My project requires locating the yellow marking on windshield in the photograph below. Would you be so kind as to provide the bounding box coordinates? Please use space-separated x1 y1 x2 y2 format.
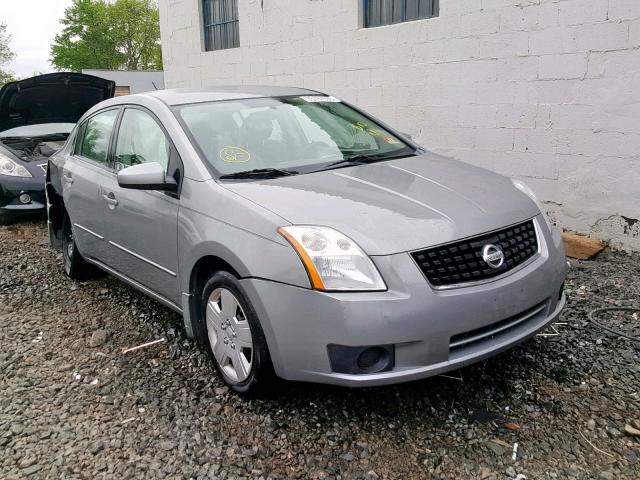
220 146 251 163
351 121 383 137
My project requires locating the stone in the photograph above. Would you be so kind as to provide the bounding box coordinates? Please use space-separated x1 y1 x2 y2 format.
89 329 108 347
10 423 23 435
607 427 622 438
89 441 104 454
479 466 493 479
22 465 42 475
159 440 176 451
624 424 640 437
486 439 510 456
599 471 615 480
19 457 37 468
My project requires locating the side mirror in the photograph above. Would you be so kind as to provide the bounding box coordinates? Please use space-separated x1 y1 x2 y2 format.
117 162 177 192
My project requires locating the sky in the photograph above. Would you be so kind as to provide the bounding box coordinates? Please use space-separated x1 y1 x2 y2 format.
2 0 73 78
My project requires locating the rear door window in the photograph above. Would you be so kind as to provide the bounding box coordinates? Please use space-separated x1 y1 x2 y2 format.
77 109 118 165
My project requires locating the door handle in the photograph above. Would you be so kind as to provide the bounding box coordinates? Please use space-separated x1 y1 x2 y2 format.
63 173 73 185
102 193 118 207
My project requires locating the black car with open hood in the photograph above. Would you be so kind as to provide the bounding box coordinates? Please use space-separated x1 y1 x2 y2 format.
0 72 115 225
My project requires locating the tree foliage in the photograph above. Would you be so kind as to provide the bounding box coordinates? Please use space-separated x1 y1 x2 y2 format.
50 0 162 72
0 22 16 86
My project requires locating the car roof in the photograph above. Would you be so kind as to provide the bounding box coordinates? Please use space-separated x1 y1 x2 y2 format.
79 85 330 122
137 85 324 106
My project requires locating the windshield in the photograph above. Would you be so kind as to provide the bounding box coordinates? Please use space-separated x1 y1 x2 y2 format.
0 123 75 138
175 96 415 177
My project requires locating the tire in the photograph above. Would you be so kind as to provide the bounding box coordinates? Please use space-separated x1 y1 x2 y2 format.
0 212 12 226
61 213 95 280
199 271 275 396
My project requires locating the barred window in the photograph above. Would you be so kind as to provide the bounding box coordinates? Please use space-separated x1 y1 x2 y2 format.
202 0 240 51
364 0 439 28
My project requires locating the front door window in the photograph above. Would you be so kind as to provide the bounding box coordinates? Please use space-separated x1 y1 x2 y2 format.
114 108 170 172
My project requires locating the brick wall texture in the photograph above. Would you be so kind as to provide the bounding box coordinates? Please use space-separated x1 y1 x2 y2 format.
159 0 640 250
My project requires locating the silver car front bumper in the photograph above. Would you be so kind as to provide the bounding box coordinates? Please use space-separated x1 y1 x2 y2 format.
240 217 568 387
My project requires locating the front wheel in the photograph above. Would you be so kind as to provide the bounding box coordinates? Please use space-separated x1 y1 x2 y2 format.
61 213 95 280
199 271 274 396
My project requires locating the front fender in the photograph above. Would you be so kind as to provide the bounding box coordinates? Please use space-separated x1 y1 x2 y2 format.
177 212 311 338
178 216 312 294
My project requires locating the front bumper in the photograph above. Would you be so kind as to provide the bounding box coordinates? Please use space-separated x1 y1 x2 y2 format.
240 216 568 387
0 175 47 217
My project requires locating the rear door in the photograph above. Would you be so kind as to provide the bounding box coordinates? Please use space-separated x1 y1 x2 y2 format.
62 108 119 261
99 106 181 303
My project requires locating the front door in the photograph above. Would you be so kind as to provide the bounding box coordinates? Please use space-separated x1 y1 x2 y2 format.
63 108 119 262
100 107 180 303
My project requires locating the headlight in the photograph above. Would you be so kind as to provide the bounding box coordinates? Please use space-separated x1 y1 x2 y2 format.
511 178 552 229
278 226 386 291
0 153 32 177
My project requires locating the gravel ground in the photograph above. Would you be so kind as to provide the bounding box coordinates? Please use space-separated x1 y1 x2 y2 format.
1 220 639 480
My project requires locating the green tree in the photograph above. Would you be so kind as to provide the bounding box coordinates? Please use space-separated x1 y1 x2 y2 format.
111 0 162 70
50 0 121 71
0 22 16 86
50 0 162 72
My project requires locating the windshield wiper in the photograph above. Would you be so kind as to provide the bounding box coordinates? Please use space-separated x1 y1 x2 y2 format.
324 151 418 169
323 157 368 168
219 168 299 180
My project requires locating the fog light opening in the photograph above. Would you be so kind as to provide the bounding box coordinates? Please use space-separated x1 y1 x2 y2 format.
19 193 31 204
357 347 391 374
327 344 394 374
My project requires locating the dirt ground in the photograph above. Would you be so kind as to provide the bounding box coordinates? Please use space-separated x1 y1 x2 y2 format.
1 220 639 479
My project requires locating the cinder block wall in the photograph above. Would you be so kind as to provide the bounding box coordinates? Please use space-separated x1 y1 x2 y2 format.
159 0 640 251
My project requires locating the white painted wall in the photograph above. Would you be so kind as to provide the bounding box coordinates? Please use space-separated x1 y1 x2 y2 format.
159 0 640 250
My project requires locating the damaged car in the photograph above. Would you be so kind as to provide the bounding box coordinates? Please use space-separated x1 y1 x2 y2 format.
48 86 568 395
0 72 114 225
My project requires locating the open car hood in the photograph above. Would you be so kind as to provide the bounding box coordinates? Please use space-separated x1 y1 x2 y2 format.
0 72 115 133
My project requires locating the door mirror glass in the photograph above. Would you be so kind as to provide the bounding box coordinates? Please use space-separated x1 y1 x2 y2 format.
117 162 177 192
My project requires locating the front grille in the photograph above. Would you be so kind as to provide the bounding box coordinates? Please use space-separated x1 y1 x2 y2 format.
449 300 549 357
411 219 538 288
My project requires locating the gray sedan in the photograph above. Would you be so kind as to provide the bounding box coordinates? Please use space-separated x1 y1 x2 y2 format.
47 86 568 395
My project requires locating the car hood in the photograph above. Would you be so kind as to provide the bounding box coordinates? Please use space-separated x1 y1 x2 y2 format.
0 73 115 132
223 153 541 255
